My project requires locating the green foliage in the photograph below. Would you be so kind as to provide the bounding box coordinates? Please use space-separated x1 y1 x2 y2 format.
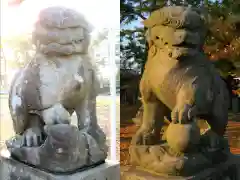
120 28 146 72
121 0 240 75
213 59 236 77
204 1 240 64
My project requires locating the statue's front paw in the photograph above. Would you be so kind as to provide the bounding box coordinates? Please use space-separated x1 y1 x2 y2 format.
171 104 193 124
42 103 71 125
23 127 44 147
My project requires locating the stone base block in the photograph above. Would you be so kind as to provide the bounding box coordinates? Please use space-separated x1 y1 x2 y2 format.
0 156 120 180
121 155 240 180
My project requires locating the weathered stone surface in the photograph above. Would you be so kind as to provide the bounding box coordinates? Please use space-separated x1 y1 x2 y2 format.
7 6 107 174
8 6 99 147
130 5 231 176
39 42 86 55
0 156 120 180
129 141 231 176
143 6 206 30
32 6 92 55
165 122 201 152
121 155 240 180
37 6 93 31
6 124 107 173
34 23 85 44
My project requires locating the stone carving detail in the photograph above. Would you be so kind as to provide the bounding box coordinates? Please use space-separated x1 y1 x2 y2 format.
10 173 31 180
5 6 107 173
130 6 230 176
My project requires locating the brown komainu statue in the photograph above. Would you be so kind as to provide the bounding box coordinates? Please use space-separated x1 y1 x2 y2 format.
130 6 230 176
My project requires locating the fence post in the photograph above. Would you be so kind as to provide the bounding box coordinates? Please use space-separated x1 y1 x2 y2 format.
108 28 117 161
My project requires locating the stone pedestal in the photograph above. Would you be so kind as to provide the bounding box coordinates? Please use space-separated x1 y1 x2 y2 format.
121 155 240 180
0 156 120 180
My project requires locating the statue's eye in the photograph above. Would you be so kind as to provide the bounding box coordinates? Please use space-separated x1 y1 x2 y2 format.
156 36 160 39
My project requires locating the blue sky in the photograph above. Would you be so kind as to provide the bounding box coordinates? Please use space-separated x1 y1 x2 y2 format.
123 20 142 29
121 17 143 30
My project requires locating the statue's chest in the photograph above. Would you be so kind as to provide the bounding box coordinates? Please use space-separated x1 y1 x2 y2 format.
147 61 194 107
39 60 81 88
147 61 181 89
38 58 86 107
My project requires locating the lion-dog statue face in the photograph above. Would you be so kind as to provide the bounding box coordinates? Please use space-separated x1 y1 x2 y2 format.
144 6 207 60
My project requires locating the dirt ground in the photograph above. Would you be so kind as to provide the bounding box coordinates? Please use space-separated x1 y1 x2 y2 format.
120 104 240 165
0 95 120 161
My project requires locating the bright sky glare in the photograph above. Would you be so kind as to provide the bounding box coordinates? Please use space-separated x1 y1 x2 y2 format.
1 0 120 38
1 0 120 85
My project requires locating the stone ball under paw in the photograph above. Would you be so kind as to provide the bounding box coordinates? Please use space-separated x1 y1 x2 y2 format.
166 122 201 153
42 103 71 125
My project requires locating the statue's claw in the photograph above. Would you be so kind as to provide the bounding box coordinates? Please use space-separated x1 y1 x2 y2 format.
23 127 43 147
171 104 193 124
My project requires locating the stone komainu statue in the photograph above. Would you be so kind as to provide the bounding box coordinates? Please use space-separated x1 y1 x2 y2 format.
134 6 229 145
129 6 230 176
6 7 107 173
8 6 105 148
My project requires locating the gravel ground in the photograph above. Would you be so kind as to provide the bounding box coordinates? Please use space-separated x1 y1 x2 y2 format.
0 95 120 161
